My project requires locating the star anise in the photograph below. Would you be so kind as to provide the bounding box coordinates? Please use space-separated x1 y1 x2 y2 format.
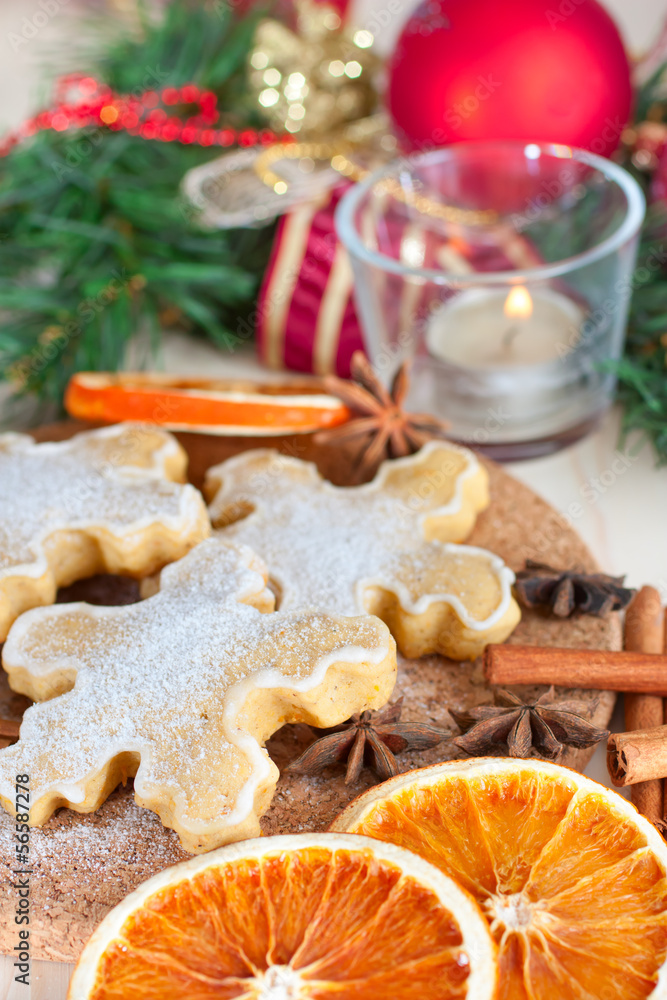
515 560 635 618
450 688 609 761
315 351 450 482
286 698 450 784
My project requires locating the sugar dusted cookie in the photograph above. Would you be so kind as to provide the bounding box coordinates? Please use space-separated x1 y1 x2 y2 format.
0 538 396 853
0 424 210 640
206 442 520 660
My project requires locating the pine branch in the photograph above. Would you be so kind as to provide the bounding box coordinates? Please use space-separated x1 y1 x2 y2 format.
612 204 667 461
0 1 275 417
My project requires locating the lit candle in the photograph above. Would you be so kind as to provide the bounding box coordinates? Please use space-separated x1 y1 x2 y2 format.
426 286 583 368
418 285 591 451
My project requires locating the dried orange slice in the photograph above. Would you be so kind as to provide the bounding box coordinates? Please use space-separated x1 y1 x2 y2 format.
65 372 350 436
332 758 667 1000
67 833 497 1000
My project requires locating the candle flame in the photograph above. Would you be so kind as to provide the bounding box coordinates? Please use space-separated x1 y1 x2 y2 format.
504 286 533 320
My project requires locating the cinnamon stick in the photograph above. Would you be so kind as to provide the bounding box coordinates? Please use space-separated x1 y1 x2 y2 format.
484 645 667 694
607 725 667 786
623 587 665 824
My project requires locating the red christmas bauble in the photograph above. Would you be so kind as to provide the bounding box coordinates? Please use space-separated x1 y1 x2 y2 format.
388 0 632 156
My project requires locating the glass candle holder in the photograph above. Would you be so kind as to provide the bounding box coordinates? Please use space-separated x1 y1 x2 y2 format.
336 142 646 460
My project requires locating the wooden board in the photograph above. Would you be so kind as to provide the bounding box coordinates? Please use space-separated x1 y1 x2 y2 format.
0 422 621 961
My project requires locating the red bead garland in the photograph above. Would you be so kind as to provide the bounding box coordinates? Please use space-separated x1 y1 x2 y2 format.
0 74 285 156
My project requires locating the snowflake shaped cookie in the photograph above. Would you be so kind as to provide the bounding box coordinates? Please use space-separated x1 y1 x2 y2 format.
0 424 210 640
0 539 396 852
206 442 521 660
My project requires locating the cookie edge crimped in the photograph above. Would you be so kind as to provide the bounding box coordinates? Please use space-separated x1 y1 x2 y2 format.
0 424 211 639
204 447 322 517
203 443 518 659
205 440 488 544
138 625 396 853
0 619 396 854
0 539 397 855
367 439 490 542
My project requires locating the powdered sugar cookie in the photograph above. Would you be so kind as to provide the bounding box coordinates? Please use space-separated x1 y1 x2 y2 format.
0 424 210 640
0 538 396 853
205 442 520 660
